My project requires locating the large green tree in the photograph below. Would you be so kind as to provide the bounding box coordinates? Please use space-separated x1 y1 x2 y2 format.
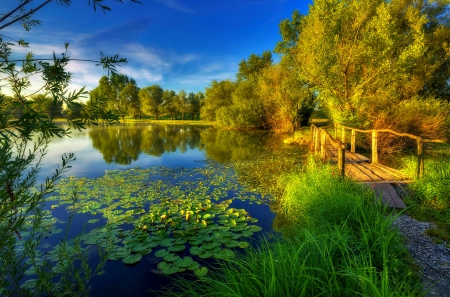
295 0 450 133
162 89 177 120
139 84 164 120
201 80 236 121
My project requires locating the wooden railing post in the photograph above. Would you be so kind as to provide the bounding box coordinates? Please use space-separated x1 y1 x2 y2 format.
351 129 356 153
337 141 345 176
310 125 315 151
341 127 346 143
320 130 326 159
314 127 320 154
417 138 424 179
371 130 378 164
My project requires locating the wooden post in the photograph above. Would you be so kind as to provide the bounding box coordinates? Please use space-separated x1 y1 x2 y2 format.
314 128 320 154
417 138 424 179
371 130 378 164
351 129 356 153
337 142 345 176
341 127 346 143
310 125 315 151
320 130 326 159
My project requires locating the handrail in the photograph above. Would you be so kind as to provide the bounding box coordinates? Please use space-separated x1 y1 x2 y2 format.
310 124 346 176
333 123 446 178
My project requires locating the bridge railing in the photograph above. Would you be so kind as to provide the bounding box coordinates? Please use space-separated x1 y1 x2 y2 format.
310 124 346 176
333 124 446 179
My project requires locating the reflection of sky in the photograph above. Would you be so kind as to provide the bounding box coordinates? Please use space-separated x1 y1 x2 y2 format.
37 131 206 184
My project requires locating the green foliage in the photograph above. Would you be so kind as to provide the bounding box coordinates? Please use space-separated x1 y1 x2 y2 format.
139 84 164 120
163 157 421 297
401 156 450 208
295 0 450 129
201 80 235 121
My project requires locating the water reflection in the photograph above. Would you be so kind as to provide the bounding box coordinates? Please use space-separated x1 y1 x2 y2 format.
88 124 209 164
87 124 275 165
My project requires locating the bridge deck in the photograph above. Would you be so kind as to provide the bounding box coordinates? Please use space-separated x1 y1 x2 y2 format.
326 146 409 208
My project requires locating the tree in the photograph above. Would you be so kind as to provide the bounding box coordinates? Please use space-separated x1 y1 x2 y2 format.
119 79 140 119
191 91 205 120
294 0 450 133
201 80 235 121
139 84 164 120
175 90 189 120
0 1 140 296
162 89 177 120
236 51 273 82
30 93 63 118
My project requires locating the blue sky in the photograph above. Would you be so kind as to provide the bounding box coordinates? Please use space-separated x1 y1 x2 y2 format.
2 0 312 99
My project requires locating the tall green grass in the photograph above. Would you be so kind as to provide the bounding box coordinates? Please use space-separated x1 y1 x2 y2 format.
401 156 450 208
161 157 421 297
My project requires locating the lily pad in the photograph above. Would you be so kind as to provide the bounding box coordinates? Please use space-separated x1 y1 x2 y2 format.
155 249 170 258
168 244 185 252
160 238 175 247
198 251 213 259
187 261 200 271
122 254 142 265
174 256 194 268
163 253 180 262
194 266 208 277
189 246 203 256
161 264 178 275
213 249 235 260
248 225 262 232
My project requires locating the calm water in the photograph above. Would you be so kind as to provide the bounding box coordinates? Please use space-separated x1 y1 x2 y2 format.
33 123 304 296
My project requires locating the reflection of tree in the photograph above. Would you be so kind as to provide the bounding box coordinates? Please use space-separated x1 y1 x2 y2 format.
201 129 270 163
89 124 209 164
89 126 142 164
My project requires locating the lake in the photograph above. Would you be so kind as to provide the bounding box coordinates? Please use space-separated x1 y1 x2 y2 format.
29 123 305 296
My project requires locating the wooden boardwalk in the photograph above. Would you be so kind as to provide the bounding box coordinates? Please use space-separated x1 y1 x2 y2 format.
311 124 445 209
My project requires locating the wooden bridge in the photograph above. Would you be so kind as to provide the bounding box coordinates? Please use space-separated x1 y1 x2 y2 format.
310 124 445 208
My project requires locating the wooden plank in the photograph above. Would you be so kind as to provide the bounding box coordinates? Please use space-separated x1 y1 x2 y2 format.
372 183 406 209
372 163 409 180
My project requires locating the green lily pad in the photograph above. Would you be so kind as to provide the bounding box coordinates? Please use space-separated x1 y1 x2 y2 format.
157 261 170 270
155 249 170 258
188 239 203 245
241 231 254 237
202 242 216 250
122 254 142 265
248 225 262 232
239 241 250 248
161 264 178 275
194 266 208 277
213 249 235 260
187 261 200 271
225 240 240 248
163 253 180 262
174 256 194 268
189 246 203 256
198 251 213 259
160 238 175 247
168 244 185 252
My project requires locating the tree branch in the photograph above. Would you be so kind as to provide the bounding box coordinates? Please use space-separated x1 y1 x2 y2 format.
0 0 52 31
0 0 32 24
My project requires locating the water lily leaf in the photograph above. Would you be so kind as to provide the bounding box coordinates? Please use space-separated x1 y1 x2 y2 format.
155 249 170 258
157 261 170 270
203 213 215 220
225 240 240 248
210 246 222 253
239 241 250 248
248 225 262 232
213 249 235 260
198 251 212 259
201 242 215 250
187 261 200 271
130 244 148 253
174 256 194 268
163 253 180 262
122 254 142 264
189 246 203 256
241 231 253 237
188 239 203 245
162 264 178 275
160 238 175 247
250 218 258 223
174 238 187 245
88 219 99 224
168 244 185 252
194 266 208 277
